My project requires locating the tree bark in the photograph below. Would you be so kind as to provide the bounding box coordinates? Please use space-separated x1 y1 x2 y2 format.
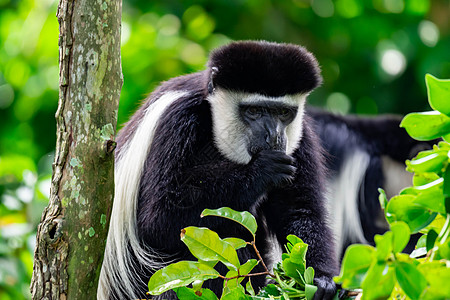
31 0 122 299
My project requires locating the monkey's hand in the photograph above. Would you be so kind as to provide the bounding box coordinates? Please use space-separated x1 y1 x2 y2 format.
313 276 337 300
250 150 296 188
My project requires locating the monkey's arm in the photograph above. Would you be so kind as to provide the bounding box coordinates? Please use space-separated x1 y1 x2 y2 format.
263 124 338 300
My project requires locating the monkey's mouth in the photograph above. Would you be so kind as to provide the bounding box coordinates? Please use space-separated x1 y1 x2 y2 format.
249 145 285 155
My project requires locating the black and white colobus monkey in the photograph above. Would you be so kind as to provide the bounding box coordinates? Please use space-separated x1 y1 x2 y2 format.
308 108 435 257
98 41 338 299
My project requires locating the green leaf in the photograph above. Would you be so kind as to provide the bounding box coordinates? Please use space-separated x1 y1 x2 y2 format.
413 172 441 186
199 259 219 269
399 186 420 196
148 261 220 295
395 261 427 300
240 259 259 276
282 257 305 282
201 208 257 237
412 177 443 193
280 238 309 286
258 284 281 297
378 188 388 210
176 287 219 300
391 221 410 253
438 238 450 259
406 152 448 173
223 272 239 290
305 283 318 300
290 242 308 265
181 227 240 270
334 244 375 289
418 261 450 299
304 267 315 285
374 232 393 261
417 234 427 249
400 111 450 141
296 269 307 287
223 238 247 250
192 280 204 292
426 229 438 252
395 252 415 263
386 194 437 233
443 166 450 197
444 133 450 143
286 235 304 248
438 141 450 150
223 259 258 289
413 190 447 214
439 141 450 149
361 262 395 300
408 177 447 214
245 279 255 296
221 285 249 300
426 74 450 116
285 234 305 253
421 213 447 235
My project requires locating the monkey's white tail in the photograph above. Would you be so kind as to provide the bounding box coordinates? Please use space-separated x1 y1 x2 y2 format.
327 150 370 258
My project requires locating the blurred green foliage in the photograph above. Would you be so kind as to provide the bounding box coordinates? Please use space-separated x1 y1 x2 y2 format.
0 0 449 298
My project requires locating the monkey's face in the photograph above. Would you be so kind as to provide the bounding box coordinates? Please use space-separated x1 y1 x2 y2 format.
239 102 298 155
207 89 307 165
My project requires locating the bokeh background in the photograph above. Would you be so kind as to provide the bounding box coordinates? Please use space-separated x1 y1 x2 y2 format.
0 0 449 298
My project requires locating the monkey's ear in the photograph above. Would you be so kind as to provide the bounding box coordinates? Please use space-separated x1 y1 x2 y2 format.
208 66 219 94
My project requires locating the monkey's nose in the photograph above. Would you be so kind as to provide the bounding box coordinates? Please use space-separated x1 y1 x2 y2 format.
265 133 279 148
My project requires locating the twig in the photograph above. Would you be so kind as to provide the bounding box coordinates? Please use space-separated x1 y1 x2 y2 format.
249 241 275 278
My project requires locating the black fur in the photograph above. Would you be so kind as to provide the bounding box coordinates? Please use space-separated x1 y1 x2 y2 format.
209 41 323 97
113 41 338 299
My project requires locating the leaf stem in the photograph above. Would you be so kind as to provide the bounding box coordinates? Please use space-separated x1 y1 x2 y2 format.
250 241 275 278
225 271 272 281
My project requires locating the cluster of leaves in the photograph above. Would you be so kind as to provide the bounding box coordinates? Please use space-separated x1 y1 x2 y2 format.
258 235 318 300
335 74 450 299
148 207 319 300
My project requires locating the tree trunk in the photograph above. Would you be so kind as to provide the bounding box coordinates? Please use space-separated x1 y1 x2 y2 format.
31 0 122 298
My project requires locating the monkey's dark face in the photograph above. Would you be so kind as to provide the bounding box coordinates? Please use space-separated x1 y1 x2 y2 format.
239 102 298 155
207 89 307 164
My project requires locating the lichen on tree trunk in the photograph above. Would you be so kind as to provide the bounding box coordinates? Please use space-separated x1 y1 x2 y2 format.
31 0 122 299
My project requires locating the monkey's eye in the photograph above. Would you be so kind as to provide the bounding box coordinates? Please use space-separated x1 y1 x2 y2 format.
278 107 295 122
245 106 262 119
279 108 290 116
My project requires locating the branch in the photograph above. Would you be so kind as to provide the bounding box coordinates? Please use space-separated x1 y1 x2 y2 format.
249 241 275 278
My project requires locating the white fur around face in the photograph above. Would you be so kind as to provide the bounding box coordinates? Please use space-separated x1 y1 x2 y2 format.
207 88 307 164
98 91 187 300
